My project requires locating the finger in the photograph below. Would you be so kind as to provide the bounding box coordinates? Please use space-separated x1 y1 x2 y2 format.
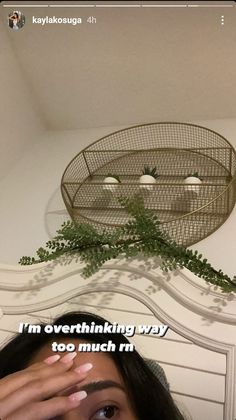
4 392 87 420
0 363 92 418
0 352 77 399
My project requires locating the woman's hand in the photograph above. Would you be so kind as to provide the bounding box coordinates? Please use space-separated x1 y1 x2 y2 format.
0 352 92 420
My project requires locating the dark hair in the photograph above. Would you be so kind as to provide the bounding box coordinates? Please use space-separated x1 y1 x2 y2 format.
0 312 184 420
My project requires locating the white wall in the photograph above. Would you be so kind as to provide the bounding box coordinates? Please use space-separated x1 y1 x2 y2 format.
0 119 235 280
0 125 124 265
0 18 44 181
3 6 236 130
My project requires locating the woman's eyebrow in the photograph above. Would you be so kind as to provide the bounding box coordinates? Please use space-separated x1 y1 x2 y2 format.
78 380 125 395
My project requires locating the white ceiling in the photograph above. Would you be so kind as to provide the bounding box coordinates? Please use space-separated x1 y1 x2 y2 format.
3 3 236 129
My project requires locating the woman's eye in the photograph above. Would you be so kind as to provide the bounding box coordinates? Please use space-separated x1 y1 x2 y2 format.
91 405 119 419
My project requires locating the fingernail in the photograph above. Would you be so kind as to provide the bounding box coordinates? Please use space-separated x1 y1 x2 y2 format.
69 390 87 402
74 363 93 374
60 352 77 364
44 354 61 365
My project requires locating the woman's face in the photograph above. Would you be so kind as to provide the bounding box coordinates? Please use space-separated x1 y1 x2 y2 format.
30 339 138 420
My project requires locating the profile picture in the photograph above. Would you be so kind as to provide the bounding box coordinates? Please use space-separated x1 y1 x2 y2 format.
8 10 25 31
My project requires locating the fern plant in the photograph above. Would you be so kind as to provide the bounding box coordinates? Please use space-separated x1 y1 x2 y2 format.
19 195 236 293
